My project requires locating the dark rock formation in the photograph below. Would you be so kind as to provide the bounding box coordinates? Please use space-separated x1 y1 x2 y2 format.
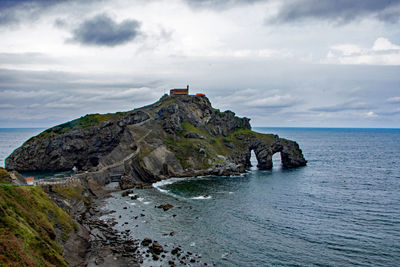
141 238 152 246
5 110 149 172
5 94 306 187
157 204 174 211
184 132 201 139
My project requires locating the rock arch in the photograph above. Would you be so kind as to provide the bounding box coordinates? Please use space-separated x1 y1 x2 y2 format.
248 137 307 170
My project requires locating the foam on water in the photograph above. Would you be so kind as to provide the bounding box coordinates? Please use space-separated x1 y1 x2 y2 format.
191 195 212 200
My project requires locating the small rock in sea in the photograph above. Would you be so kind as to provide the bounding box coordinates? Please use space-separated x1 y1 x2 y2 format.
122 190 133 197
152 254 159 261
157 204 174 211
119 215 121 218
169 231 175 236
190 258 196 263
168 260 175 266
124 246 137 253
172 214 177 217
123 207 127 209
140 213 145 217
141 238 152 246
151 241 164 254
161 254 166 258
171 247 181 255
131 194 139 200
95 257 104 265
187 252 192 255
124 222 128 224
134 216 138 219
145 254 149 257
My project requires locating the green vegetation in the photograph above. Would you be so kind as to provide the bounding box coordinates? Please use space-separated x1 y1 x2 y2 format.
0 184 76 267
0 168 10 184
53 185 90 205
33 112 127 140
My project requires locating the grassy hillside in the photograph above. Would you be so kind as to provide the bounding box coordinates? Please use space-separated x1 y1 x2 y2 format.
0 169 76 267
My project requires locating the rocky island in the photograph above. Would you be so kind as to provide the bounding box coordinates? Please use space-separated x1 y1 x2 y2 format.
6 94 306 188
2 93 307 266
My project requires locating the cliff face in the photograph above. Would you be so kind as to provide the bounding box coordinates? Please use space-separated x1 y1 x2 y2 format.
6 95 306 187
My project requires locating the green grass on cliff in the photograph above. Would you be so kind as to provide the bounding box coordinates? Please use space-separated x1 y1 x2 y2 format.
53 185 90 205
161 122 276 170
0 176 76 267
0 168 11 184
33 112 127 140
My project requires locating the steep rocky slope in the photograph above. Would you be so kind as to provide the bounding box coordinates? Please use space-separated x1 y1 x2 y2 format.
6 95 306 188
0 168 77 267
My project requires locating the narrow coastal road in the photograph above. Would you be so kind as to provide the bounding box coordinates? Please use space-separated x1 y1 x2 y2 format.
98 128 153 172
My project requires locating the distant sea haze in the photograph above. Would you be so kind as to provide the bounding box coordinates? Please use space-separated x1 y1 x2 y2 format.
2 127 400 266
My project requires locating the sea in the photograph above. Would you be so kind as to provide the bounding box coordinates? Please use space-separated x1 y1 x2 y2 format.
1 127 400 266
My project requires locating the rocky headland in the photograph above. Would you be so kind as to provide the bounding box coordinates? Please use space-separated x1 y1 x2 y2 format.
2 94 307 266
6 94 306 189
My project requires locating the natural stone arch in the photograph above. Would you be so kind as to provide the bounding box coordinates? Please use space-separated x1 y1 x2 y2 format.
247 137 306 170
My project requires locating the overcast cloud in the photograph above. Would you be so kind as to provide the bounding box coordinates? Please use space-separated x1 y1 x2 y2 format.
72 14 141 46
270 0 400 24
0 0 399 128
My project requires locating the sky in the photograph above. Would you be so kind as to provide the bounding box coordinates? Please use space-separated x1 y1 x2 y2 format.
0 0 399 128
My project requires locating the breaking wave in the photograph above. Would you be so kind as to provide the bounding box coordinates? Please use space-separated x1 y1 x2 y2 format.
191 195 212 200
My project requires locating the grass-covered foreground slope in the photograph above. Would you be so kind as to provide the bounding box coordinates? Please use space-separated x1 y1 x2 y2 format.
0 169 76 267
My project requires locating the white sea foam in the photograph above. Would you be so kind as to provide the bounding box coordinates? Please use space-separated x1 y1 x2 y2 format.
152 177 188 198
190 242 196 247
152 177 186 188
143 201 151 205
191 195 212 200
137 197 144 202
221 252 231 259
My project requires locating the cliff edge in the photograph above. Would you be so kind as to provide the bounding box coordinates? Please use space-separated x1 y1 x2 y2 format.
5 95 306 188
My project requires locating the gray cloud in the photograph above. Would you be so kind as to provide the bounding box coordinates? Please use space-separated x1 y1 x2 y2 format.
269 0 400 24
183 0 400 24
183 0 264 9
72 14 141 47
0 68 165 127
0 0 68 26
310 101 372 113
387 96 400 103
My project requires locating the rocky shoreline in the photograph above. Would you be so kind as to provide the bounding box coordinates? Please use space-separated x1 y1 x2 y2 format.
51 182 209 267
